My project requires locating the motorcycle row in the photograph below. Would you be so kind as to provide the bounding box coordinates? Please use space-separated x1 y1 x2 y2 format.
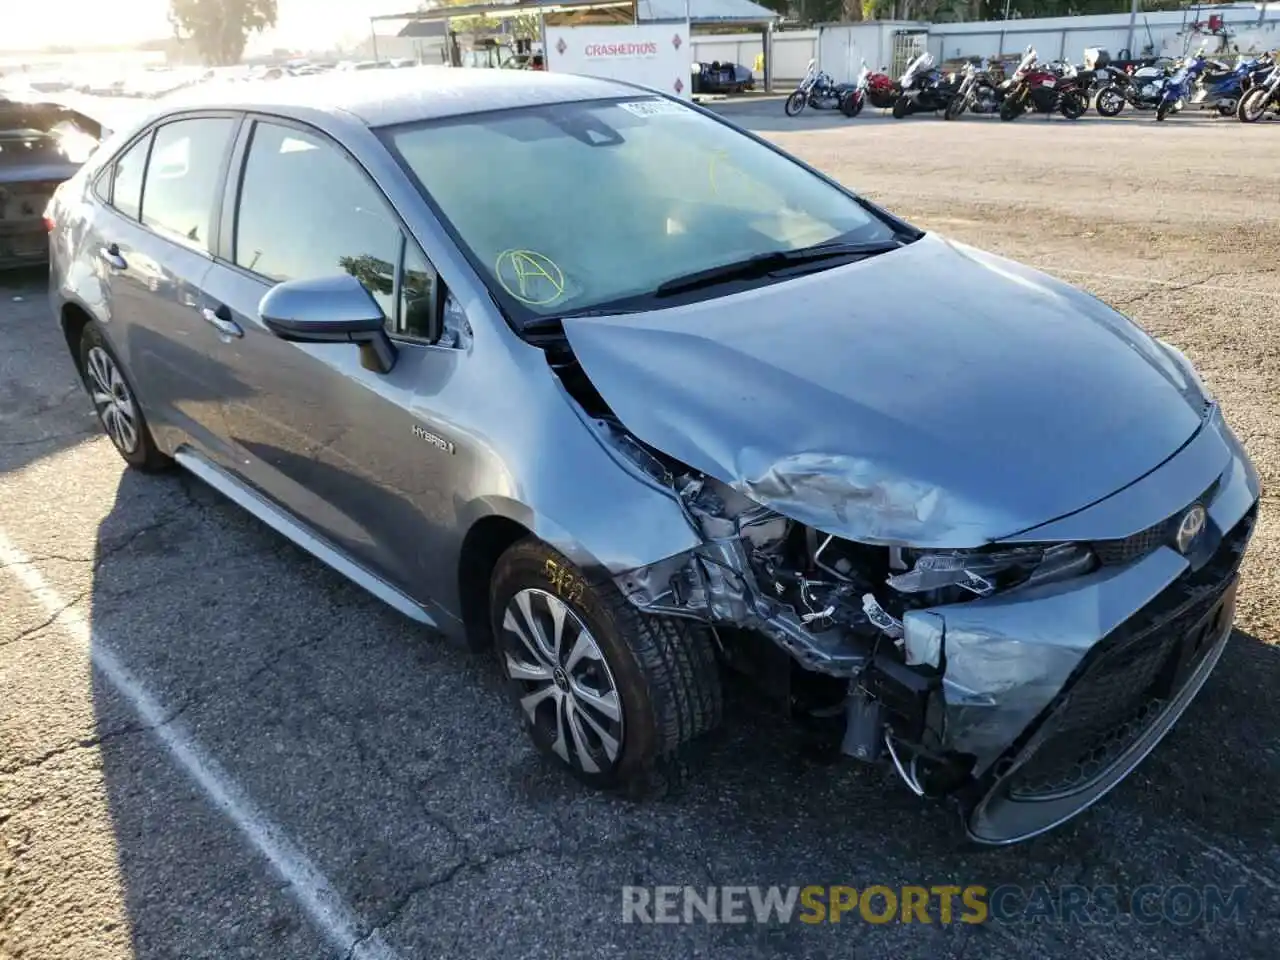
785 45 1280 123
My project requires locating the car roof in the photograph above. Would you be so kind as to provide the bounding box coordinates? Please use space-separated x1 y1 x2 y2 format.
161 67 644 128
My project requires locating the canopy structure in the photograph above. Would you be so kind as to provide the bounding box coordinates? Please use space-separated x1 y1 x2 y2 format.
370 0 781 89
371 0 779 27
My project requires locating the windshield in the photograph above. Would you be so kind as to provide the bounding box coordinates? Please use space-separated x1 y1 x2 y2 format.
900 52 932 84
384 97 902 323
1016 49 1038 74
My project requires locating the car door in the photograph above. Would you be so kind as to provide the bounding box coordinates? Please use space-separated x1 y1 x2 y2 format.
199 116 460 601
89 113 243 462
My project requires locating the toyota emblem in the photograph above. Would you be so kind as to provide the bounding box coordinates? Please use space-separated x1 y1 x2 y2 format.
1175 504 1207 554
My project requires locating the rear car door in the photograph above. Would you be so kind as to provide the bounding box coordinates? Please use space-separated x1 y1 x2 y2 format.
199 117 457 599
88 113 242 461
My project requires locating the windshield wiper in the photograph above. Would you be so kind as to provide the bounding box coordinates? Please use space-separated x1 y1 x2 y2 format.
653 239 902 298
521 308 647 337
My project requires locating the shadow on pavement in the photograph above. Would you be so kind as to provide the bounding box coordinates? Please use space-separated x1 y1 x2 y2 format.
88 463 1280 958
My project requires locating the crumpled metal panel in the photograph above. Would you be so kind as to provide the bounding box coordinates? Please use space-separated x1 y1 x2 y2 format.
562 235 1206 548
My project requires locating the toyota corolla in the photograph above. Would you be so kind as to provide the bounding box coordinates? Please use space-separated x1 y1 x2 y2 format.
47 69 1259 844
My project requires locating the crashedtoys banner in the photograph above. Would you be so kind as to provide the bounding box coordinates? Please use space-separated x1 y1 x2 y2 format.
545 24 693 100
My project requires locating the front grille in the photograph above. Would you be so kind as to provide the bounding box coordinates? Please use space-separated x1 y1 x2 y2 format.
1090 478 1221 566
1006 503 1255 801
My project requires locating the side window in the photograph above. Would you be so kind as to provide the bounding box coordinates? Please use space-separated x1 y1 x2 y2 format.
110 133 152 220
235 121 400 321
398 244 438 342
142 115 235 252
141 117 235 251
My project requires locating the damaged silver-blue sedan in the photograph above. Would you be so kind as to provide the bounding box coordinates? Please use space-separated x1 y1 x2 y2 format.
48 68 1260 844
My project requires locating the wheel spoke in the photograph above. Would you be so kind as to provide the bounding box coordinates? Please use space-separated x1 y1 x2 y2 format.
503 606 549 668
91 390 113 408
519 681 558 723
564 629 598 674
504 652 551 683
570 679 620 723
565 701 599 774
546 594 568 662
573 698 620 760
89 362 111 396
515 590 554 662
550 694 570 762
116 413 137 451
101 405 120 446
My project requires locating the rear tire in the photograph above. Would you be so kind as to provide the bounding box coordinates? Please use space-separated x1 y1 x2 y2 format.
490 539 722 797
1060 92 1086 119
1237 87 1269 122
1095 85 1125 117
77 323 171 472
784 91 807 116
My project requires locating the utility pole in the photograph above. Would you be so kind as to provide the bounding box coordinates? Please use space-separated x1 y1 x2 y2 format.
1126 0 1139 57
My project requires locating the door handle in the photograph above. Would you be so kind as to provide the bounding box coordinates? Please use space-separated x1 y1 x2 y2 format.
98 244 127 270
201 304 243 339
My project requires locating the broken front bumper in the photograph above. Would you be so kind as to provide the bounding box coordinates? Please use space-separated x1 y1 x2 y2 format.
907 409 1259 842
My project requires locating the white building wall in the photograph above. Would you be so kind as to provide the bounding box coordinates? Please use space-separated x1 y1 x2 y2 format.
691 4 1279 86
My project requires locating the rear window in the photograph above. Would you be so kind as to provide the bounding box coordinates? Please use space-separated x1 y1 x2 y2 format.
0 103 102 168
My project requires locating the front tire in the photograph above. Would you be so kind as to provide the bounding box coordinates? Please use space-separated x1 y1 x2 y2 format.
78 323 170 472
1156 98 1173 121
999 97 1022 121
891 95 911 119
1237 87 1270 122
944 94 966 120
784 91 807 116
1095 85 1125 117
840 92 864 117
491 539 722 795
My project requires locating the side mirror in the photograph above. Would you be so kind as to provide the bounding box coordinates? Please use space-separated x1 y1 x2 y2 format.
259 275 397 374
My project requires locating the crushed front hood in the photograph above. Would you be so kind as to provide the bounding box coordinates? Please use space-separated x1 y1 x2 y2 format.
561 234 1206 547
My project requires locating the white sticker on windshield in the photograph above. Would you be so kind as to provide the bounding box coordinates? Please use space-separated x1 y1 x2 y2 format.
618 99 689 118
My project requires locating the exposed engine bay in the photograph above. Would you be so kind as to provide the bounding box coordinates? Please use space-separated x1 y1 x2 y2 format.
546 332 1096 781
543 321 1255 833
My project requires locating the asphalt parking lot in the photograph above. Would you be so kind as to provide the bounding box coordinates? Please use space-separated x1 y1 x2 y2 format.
2 101 1278 960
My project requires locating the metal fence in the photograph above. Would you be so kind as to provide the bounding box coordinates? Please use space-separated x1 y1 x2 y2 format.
890 28 929 77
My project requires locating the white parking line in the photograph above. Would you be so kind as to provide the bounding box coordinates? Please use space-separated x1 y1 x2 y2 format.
0 527 401 960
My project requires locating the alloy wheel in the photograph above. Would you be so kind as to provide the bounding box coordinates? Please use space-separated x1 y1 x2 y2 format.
501 588 624 775
85 346 139 455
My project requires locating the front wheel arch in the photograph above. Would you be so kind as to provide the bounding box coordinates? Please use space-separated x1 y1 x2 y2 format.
458 514 535 650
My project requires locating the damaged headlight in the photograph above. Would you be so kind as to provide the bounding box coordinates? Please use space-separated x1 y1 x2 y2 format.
887 543 1095 598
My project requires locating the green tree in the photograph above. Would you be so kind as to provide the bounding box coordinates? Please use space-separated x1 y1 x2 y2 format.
168 0 278 66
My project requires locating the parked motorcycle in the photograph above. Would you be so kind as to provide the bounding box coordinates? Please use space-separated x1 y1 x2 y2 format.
839 60 871 117
1236 53 1276 101
1157 49 1254 120
1094 59 1175 116
1000 47 1088 121
945 59 1003 119
892 52 956 118
1237 58 1280 121
785 59 853 116
866 68 899 109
